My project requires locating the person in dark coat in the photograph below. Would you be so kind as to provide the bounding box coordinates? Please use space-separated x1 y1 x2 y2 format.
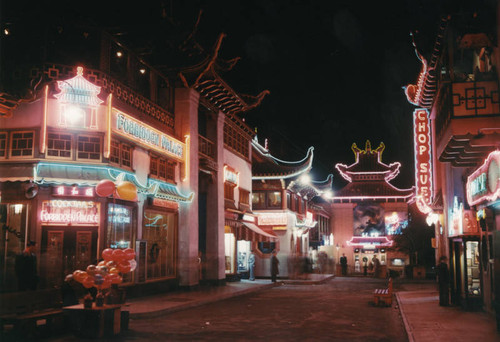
340 253 348 276
436 255 450 306
15 240 38 291
271 251 279 282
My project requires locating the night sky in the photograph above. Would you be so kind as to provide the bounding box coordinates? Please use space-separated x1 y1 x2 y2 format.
3 0 494 191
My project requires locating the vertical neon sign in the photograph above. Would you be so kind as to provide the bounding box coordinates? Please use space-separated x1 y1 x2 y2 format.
414 108 433 213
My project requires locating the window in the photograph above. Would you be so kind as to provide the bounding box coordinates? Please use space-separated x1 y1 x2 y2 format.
107 203 135 283
252 192 266 208
150 154 176 182
47 133 72 158
77 135 101 161
10 131 34 157
257 242 276 255
110 139 132 168
224 182 235 201
223 123 249 159
239 189 250 206
0 132 7 158
267 191 282 208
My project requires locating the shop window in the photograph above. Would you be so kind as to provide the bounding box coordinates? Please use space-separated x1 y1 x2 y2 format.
286 193 291 209
267 191 282 208
252 192 266 209
106 203 135 282
142 210 177 279
77 135 101 161
466 241 481 296
10 131 34 157
0 132 7 158
47 133 72 158
225 230 236 274
150 154 176 183
110 139 132 169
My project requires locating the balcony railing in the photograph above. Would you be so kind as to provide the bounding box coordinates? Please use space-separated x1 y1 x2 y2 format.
199 135 215 160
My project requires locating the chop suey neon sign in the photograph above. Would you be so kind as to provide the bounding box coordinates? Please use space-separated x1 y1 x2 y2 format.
414 109 433 213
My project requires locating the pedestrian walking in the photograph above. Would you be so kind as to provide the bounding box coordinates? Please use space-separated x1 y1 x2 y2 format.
340 253 348 276
372 255 381 278
271 251 279 282
15 240 38 291
248 251 255 281
436 255 450 306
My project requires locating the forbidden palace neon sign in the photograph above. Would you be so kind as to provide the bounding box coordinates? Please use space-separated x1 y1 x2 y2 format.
414 108 433 213
40 200 100 225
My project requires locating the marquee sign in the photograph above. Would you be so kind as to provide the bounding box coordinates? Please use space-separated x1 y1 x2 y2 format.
258 213 288 226
467 151 500 206
41 200 100 225
112 109 185 161
414 108 433 213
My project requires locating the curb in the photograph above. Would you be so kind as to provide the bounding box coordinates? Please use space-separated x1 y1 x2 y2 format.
130 282 277 319
395 292 414 342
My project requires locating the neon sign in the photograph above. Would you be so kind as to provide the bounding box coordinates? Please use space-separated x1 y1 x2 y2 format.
112 109 185 161
41 200 99 225
258 213 288 226
467 151 500 206
414 108 433 213
52 185 94 197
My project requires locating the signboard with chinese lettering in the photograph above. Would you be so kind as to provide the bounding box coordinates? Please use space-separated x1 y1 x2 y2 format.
258 213 288 226
413 108 433 213
467 151 500 206
52 185 94 197
41 200 100 225
224 166 239 186
112 109 185 162
152 198 179 210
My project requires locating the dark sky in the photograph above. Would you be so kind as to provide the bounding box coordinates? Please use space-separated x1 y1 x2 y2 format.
4 0 494 191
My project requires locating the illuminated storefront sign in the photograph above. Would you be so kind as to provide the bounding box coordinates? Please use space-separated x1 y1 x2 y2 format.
152 198 179 210
112 109 185 161
258 213 288 226
467 151 500 206
413 108 433 213
41 200 100 225
52 185 94 197
108 206 131 224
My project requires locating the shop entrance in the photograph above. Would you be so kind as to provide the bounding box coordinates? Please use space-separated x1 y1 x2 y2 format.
41 226 98 287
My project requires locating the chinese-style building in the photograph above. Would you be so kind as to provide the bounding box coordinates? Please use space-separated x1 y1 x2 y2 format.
404 5 499 316
251 138 332 278
331 141 415 276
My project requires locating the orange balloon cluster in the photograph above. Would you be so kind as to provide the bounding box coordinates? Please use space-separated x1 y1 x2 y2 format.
70 248 137 291
95 179 138 201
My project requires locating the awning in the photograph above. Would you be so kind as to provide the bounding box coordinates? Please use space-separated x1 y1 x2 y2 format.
241 222 277 242
0 164 34 182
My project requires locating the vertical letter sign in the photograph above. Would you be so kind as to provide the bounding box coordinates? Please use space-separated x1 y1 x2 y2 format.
414 108 433 213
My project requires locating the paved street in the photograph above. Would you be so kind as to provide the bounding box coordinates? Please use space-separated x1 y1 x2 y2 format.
54 277 407 341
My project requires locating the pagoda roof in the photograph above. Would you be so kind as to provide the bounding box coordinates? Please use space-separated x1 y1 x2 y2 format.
333 180 415 201
252 138 314 180
176 32 269 116
288 174 334 201
335 141 401 182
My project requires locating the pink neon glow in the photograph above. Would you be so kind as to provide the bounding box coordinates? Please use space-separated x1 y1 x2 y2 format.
105 93 112 158
41 85 48 154
404 34 428 106
345 236 393 248
467 151 500 206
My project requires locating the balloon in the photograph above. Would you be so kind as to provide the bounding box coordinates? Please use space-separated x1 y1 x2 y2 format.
86 265 97 277
124 248 136 260
98 260 107 267
109 274 123 285
117 260 131 274
100 278 112 289
82 276 95 289
115 181 137 201
129 259 137 272
94 274 104 285
102 248 114 261
96 179 115 197
73 270 88 283
106 260 117 269
112 248 126 262
109 267 119 275
96 265 108 276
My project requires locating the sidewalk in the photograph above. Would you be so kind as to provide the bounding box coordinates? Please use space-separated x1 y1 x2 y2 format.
395 281 499 342
126 273 334 319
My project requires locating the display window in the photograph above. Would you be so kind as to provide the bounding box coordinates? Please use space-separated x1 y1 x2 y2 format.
142 209 177 280
224 229 236 274
466 241 481 296
106 202 136 282
237 240 251 273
